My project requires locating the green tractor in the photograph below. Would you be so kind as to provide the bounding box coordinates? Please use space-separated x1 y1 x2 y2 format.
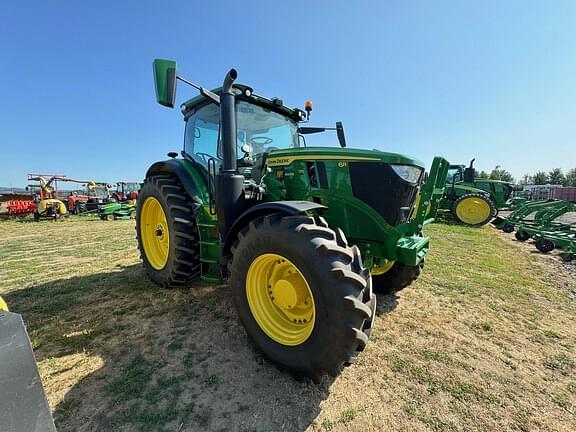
439 159 513 226
136 59 449 380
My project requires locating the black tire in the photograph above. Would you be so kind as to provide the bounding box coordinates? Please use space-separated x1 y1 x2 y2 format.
535 238 555 253
502 223 514 233
515 230 530 242
451 194 496 227
229 214 376 381
372 260 424 294
136 175 201 287
561 253 574 263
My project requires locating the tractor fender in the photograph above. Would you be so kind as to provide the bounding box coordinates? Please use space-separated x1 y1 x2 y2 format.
222 201 326 258
145 159 206 207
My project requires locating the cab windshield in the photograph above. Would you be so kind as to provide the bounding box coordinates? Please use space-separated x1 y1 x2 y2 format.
184 100 299 166
446 167 463 183
235 101 299 157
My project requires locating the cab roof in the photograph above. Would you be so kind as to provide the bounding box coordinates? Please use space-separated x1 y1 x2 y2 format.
180 84 304 123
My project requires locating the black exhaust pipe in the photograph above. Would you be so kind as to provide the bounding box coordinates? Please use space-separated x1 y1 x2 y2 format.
221 69 238 171
215 68 246 238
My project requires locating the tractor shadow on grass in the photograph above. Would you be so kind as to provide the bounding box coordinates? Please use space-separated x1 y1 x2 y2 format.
375 292 399 316
5 265 354 432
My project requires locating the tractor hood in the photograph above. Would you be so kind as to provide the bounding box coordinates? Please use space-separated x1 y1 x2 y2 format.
476 178 514 186
453 184 490 195
266 147 425 169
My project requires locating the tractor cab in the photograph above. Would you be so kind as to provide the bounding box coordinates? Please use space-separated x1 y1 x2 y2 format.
113 182 141 201
181 92 301 186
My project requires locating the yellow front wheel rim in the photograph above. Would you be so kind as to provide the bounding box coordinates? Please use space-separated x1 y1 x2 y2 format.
0 296 8 312
140 197 170 270
456 197 491 225
372 260 395 276
246 253 315 346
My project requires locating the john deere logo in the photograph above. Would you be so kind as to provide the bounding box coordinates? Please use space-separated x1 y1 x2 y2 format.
267 158 291 166
338 161 347 168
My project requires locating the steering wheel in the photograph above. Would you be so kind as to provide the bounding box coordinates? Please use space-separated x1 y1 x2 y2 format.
249 136 273 146
195 152 216 163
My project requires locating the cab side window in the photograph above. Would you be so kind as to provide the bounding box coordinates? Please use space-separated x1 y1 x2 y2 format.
184 103 220 165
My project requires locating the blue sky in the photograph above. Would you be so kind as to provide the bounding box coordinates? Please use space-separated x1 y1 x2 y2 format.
1 1 575 187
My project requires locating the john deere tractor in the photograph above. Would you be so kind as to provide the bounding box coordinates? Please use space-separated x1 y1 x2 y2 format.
137 59 449 380
439 159 513 226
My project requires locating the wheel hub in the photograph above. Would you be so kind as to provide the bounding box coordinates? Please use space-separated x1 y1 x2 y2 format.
155 225 164 239
271 275 307 310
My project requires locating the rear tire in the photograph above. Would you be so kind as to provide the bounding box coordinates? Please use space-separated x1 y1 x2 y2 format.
515 230 530 242
372 260 424 294
229 214 376 381
451 194 496 227
136 175 201 288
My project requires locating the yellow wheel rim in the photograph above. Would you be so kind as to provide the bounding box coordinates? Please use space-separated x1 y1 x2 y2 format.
372 260 395 276
246 253 315 346
0 296 8 312
456 197 491 225
140 197 170 270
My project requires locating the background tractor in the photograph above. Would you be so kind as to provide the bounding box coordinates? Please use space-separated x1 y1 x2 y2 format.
111 181 141 202
66 180 111 214
136 59 448 380
439 159 513 226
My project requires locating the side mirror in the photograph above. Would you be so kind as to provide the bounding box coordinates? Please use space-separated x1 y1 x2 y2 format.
336 121 346 148
153 59 178 108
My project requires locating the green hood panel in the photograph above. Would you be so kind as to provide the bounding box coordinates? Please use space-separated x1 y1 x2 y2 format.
266 147 424 168
453 184 488 195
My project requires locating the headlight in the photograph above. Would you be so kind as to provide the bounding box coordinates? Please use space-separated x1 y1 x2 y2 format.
390 164 423 184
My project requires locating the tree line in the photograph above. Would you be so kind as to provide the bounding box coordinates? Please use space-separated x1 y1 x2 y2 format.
475 166 576 187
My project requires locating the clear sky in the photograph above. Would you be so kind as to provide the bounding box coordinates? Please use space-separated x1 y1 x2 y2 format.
1 1 575 187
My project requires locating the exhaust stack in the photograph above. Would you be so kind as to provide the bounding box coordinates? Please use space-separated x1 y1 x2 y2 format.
215 69 246 238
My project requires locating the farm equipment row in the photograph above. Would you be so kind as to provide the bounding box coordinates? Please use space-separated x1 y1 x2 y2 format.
492 199 576 261
0 175 141 221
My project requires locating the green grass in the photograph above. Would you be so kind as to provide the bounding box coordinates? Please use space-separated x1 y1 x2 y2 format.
1 217 575 431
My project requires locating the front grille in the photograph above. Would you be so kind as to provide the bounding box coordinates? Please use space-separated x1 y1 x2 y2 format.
348 162 419 226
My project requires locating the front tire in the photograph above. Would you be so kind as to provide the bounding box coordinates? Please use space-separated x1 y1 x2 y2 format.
372 260 424 294
229 214 376 381
136 175 201 287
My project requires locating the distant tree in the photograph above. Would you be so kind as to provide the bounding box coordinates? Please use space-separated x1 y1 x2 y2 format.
519 174 531 186
564 168 576 187
548 168 565 185
532 171 549 185
477 170 489 179
489 165 514 183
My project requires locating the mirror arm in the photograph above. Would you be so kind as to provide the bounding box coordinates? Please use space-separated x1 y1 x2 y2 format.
177 76 221 104
298 127 328 135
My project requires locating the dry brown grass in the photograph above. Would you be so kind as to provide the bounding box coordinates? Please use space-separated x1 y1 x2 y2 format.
0 217 574 431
